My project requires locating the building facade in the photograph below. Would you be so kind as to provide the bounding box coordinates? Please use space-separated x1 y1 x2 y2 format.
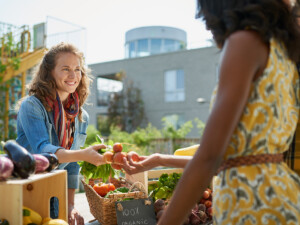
87 45 220 138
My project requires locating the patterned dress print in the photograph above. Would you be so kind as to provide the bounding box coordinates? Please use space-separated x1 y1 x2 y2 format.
212 39 300 224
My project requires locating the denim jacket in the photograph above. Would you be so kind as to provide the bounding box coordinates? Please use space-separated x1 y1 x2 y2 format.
16 95 88 189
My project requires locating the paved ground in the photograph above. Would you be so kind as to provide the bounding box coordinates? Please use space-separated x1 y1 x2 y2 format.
75 192 100 225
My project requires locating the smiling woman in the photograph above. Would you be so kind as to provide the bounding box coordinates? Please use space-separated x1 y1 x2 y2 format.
52 52 82 102
15 43 108 225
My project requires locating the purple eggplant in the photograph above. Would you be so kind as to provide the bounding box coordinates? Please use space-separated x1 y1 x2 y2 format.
0 156 14 180
33 154 50 173
40 153 59 172
4 140 36 179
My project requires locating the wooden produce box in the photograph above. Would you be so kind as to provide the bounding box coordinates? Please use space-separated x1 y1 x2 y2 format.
0 170 67 225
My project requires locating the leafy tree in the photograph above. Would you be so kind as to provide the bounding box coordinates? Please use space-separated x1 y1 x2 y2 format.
107 79 147 133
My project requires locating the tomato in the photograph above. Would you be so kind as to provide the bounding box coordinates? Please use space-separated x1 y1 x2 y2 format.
107 183 116 192
113 143 123 153
127 151 140 162
93 183 109 197
111 163 122 170
103 151 114 163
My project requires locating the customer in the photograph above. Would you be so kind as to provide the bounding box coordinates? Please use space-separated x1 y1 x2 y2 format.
124 0 300 224
16 42 106 225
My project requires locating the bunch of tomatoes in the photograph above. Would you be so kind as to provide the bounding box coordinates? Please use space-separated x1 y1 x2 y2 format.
93 143 139 197
102 143 139 170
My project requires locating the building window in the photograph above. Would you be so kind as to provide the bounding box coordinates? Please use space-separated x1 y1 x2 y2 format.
150 38 162 54
164 39 176 52
164 69 185 102
97 77 123 106
163 114 185 130
129 42 136 58
137 39 149 57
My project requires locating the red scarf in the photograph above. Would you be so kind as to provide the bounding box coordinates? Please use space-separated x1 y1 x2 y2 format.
46 92 79 149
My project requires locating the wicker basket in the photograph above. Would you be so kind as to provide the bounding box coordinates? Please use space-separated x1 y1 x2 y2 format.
81 179 148 225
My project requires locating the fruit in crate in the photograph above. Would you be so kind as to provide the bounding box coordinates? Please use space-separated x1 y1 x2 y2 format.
40 153 59 172
23 206 42 225
0 156 14 180
33 154 49 173
154 188 213 224
3 140 36 179
42 218 68 225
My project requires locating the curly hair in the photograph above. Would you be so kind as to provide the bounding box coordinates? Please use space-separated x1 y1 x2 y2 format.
27 42 91 121
196 0 300 62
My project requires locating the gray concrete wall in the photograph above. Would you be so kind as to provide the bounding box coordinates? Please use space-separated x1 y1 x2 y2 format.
87 47 220 138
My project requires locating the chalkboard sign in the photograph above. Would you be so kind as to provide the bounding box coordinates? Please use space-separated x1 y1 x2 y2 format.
115 198 156 225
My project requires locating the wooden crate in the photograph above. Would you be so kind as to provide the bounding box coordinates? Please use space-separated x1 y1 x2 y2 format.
125 168 184 195
0 170 67 225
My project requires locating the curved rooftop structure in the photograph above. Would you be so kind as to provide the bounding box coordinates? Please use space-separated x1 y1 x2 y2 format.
125 26 187 58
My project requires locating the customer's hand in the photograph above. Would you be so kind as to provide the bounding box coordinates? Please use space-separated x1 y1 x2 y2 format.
122 153 161 174
68 206 84 225
84 144 106 166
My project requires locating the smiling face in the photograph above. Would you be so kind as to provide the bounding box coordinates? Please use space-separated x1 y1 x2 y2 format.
52 52 82 102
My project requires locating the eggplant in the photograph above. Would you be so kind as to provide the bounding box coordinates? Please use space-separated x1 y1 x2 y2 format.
3 140 36 179
0 156 14 180
40 153 59 172
33 154 49 173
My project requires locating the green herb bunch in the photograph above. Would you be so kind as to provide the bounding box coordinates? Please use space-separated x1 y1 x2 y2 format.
78 136 119 183
148 172 182 200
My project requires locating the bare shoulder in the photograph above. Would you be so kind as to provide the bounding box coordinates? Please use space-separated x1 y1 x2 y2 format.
226 30 266 47
223 30 269 72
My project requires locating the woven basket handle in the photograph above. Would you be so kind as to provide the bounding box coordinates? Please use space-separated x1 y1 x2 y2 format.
128 181 147 194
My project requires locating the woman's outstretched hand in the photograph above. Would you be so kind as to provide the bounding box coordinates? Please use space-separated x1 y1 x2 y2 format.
121 153 161 174
84 144 107 166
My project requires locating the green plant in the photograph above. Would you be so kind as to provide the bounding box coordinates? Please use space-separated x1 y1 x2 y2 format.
148 172 182 200
0 31 21 141
161 116 193 139
194 118 206 137
84 125 101 147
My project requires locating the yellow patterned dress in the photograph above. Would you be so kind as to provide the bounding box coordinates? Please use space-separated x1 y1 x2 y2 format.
212 38 300 224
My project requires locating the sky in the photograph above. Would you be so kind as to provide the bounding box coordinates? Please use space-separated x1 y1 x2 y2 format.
0 0 212 64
